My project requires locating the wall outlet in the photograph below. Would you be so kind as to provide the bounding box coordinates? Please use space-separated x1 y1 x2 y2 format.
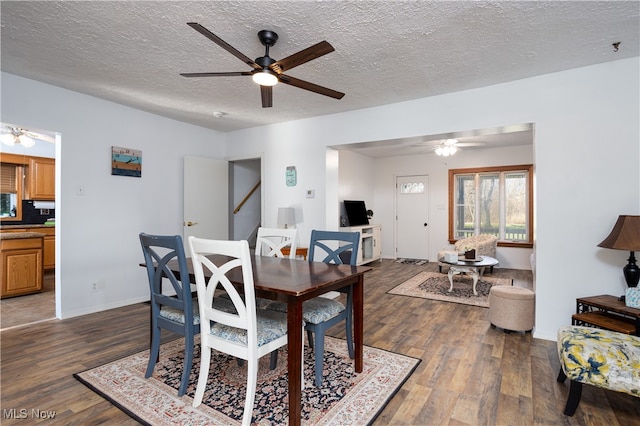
91 282 100 292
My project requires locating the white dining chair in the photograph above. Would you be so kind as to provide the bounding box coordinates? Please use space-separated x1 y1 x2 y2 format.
188 237 289 426
255 227 298 258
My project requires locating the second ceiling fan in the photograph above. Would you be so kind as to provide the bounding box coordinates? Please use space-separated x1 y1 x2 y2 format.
180 23 345 108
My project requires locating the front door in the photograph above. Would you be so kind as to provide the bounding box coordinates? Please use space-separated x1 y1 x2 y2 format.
183 156 228 253
395 175 430 260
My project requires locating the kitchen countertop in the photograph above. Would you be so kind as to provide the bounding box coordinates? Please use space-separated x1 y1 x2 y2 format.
0 224 55 230
0 232 46 240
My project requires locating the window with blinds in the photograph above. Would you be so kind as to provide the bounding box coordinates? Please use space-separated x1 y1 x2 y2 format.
1 163 22 219
1 164 18 193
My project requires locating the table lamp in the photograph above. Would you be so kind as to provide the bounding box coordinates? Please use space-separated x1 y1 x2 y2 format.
277 207 295 229
597 215 640 306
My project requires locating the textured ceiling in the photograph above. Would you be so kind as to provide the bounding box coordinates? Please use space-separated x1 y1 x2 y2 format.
1 1 638 143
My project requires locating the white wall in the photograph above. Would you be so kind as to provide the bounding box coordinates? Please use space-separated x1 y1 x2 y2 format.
337 150 375 227
1 72 225 318
226 57 640 340
3 57 638 340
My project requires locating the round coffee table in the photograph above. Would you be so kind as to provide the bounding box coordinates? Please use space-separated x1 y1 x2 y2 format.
438 255 499 295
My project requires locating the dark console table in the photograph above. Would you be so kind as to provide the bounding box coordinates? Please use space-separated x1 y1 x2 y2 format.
572 295 640 336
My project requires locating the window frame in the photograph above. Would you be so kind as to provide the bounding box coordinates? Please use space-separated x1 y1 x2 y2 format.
448 164 533 248
0 153 28 222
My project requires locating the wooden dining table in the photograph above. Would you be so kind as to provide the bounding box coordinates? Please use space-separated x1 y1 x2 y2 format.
166 254 372 426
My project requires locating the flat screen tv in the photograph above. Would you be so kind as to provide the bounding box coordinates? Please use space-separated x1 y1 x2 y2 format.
344 200 369 226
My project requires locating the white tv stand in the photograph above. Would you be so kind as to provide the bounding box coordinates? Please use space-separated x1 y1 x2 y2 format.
340 224 382 265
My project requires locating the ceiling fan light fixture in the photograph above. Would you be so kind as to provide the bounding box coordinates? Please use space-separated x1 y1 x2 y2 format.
18 134 35 147
434 139 460 156
252 69 278 86
435 143 458 156
1 134 16 146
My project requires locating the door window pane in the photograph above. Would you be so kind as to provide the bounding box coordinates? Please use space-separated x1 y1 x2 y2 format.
400 182 424 194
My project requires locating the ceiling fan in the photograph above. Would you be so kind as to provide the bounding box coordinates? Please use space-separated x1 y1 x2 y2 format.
418 139 487 156
0 125 55 148
180 23 345 108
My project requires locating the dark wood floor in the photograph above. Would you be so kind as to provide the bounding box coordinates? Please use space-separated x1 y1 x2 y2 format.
1 260 638 425
1 271 55 330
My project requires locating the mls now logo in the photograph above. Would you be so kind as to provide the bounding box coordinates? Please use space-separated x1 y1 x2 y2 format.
3 409 28 419
3 409 56 419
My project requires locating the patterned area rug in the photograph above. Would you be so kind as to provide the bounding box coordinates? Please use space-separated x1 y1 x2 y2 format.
394 258 429 265
74 336 419 425
387 271 512 307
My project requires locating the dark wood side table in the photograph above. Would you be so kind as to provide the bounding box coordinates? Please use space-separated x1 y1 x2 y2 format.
572 294 640 336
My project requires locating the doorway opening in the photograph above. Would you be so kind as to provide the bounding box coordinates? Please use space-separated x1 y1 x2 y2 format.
230 158 262 248
0 122 59 330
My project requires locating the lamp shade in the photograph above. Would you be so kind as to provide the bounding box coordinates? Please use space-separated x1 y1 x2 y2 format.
277 207 295 228
597 215 640 251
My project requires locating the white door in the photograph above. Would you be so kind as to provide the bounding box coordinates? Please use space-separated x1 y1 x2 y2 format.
183 156 228 252
395 175 430 260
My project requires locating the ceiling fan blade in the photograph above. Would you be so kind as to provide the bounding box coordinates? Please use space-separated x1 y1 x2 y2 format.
187 23 261 70
25 132 55 143
455 142 487 147
180 72 252 77
260 86 273 108
270 41 334 73
278 74 345 99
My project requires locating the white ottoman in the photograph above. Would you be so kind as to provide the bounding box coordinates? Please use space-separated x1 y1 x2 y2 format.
489 286 535 332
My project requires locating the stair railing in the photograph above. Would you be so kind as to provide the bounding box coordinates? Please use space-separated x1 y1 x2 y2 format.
233 181 261 214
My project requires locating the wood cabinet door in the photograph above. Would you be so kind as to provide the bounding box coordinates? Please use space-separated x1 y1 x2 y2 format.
43 235 55 270
28 158 55 200
1 242 43 298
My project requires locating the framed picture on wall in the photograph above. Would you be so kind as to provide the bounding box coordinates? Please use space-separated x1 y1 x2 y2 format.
111 146 142 177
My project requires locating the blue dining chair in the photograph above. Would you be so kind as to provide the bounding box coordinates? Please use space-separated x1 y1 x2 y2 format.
265 230 359 386
304 230 359 386
139 233 201 396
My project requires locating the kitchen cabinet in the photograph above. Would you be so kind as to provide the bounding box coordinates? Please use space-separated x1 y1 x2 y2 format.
1 233 44 298
27 157 55 200
40 227 56 270
0 226 55 270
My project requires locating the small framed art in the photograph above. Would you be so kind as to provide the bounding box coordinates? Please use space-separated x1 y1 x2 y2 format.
286 166 297 187
111 146 142 177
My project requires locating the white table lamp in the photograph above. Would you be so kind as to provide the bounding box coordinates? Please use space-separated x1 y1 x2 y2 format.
278 207 295 229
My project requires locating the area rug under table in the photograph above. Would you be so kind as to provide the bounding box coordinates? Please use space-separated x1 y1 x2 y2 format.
387 271 512 307
74 335 419 425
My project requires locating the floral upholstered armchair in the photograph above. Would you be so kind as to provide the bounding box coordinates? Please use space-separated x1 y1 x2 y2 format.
438 234 498 272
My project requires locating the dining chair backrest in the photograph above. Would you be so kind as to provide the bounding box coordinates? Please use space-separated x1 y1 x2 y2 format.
139 232 198 396
139 233 195 324
308 230 360 266
255 227 298 258
188 237 258 353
